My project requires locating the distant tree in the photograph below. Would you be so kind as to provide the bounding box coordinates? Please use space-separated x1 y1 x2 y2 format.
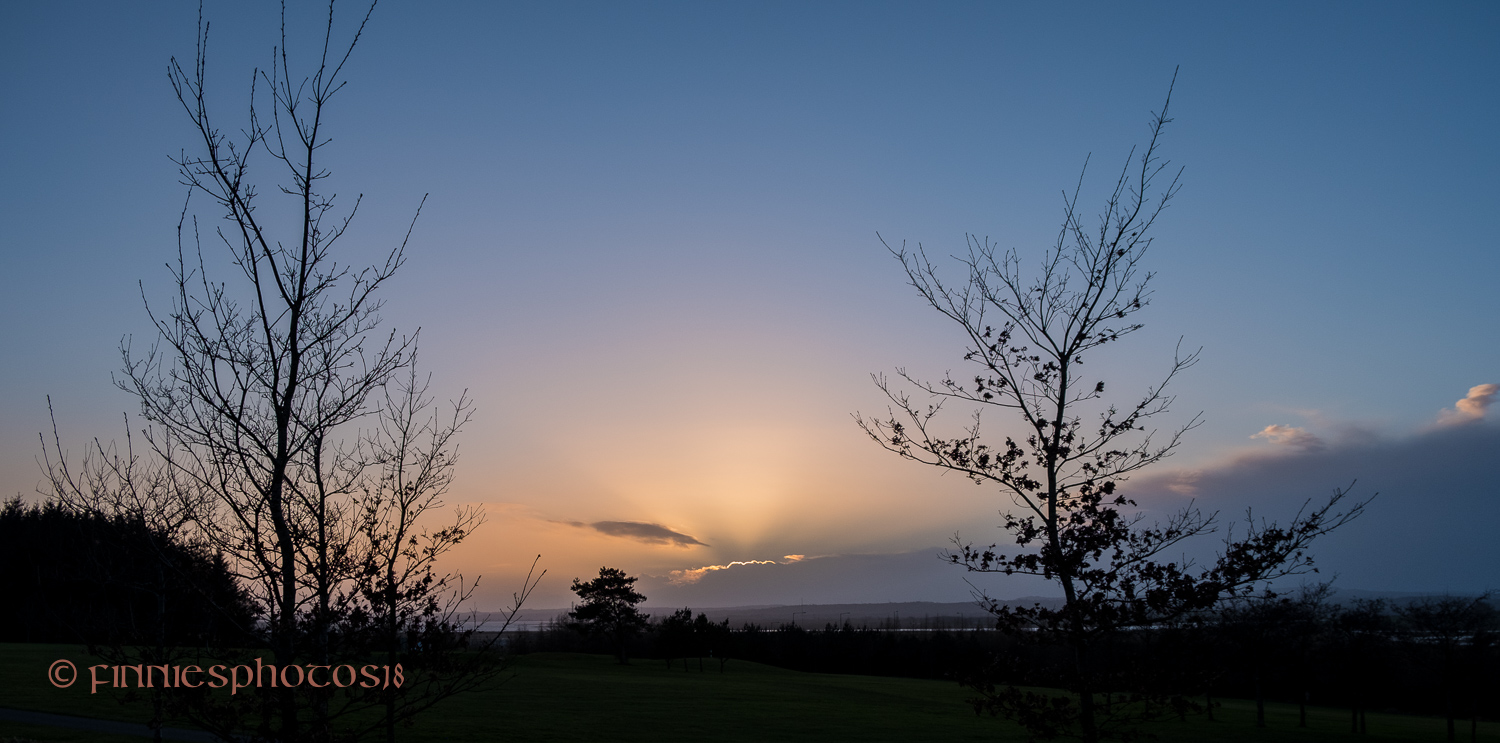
1216 585 1332 730
692 611 733 672
657 608 695 671
569 567 650 664
651 608 731 672
1396 593 1497 742
1280 585 1336 729
1464 599 1499 743
1332 599 1392 735
858 73 1368 742
703 615 734 673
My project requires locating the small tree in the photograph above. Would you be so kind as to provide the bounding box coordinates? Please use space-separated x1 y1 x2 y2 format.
699 614 733 673
858 75 1367 742
657 608 695 671
569 567 649 664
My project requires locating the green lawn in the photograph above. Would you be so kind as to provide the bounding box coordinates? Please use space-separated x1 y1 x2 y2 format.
1 643 154 721
2 643 1495 742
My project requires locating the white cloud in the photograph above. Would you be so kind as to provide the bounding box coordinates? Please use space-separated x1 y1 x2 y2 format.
1158 470 1200 495
1436 383 1499 427
1251 424 1325 450
667 560 780 585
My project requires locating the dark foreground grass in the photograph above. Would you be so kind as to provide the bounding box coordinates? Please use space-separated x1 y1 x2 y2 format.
3 643 1497 742
0 720 144 743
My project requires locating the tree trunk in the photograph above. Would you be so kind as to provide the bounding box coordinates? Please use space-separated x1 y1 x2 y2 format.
1254 672 1265 727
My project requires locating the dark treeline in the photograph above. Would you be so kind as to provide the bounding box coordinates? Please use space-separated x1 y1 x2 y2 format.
0 497 252 646
1199 590 1498 737
510 590 1498 734
511 611 999 679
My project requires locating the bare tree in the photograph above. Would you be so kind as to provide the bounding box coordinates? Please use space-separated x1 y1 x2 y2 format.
858 74 1367 742
351 366 543 743
55 3 545 741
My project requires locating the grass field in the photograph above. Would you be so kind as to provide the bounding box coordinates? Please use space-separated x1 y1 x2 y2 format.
2 643 1496 742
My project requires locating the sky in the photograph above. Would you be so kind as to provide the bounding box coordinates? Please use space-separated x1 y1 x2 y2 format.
2 1 1496 610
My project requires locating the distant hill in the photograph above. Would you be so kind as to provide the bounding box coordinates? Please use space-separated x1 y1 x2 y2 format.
475 589 1494 631
474 598 1066 631
643 599 1065 629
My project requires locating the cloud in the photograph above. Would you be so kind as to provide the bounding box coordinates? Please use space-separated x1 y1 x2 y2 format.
668 560 781 585
1126 421 1500 594
643 550 1058 605
1251 424 1325 450
559 520 709 548
1436 383 1498 427
1160 470 1201 496
666 554 835 584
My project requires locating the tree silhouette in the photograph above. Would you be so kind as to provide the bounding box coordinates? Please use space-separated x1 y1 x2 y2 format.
858 72 1367 742
657 608 695 671
0 496 252 646
39 3 541 741
1217 586 1332 729
569 568 649 664
1397 593 1497 741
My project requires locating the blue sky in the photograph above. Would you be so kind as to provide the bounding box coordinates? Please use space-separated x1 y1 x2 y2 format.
2 1 1496 607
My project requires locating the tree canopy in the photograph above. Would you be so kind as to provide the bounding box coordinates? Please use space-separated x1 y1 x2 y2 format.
569 567 650 664
859 74 1368 742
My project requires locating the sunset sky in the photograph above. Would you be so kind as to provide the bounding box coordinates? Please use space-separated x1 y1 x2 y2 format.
2 1 1496 610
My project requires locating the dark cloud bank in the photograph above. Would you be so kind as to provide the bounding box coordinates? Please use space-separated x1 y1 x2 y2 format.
1125 422 1499 594
642 551 1057 607
642 423 1498 606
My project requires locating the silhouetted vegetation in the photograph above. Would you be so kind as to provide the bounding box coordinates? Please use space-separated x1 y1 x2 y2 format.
567 568 651 664
503 591 1499 738
0 497 252 646
29 3 540 741
856 72 1370 741
656 608 732 672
